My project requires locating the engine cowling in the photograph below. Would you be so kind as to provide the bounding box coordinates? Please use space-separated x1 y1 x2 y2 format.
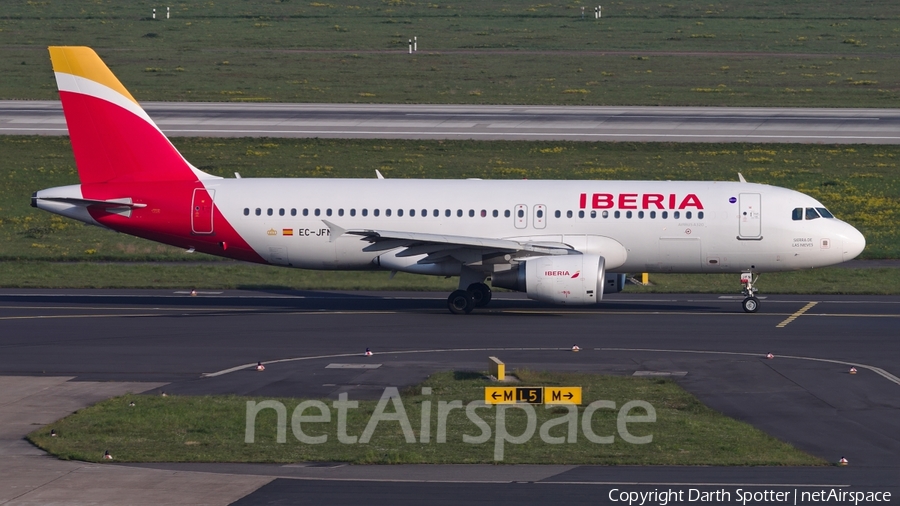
492 254 606 304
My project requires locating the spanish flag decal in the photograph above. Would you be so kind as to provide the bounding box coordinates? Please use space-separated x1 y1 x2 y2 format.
282 228 294 236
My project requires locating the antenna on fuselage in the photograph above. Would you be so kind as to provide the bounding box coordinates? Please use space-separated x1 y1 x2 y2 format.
376 170 385 179
738 172 747 183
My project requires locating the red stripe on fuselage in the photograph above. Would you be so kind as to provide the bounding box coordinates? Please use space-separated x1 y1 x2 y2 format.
84 181 266 264
59 91 196 184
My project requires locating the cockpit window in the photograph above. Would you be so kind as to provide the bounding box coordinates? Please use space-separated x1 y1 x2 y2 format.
805 207 821 220
817 207 835 219
792 208 803 221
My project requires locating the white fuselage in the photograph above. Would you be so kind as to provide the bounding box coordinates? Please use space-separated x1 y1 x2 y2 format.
189 178 865 274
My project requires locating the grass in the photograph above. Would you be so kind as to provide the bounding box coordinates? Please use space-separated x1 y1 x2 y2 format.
1 1 898 106
3 137 898 262
27 370 824 465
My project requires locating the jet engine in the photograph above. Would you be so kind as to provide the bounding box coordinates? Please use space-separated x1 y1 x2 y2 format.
492 254 605 304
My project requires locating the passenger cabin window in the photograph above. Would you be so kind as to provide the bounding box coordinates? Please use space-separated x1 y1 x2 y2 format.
374 209 380 217
468 210 474 217
314 209 321 216
481 209 487 217
386 209 392 217
566 210 573 218
362 209 368 216
555 210 561 218
279 208 285 216
493 210 499 218
303 208 309 216
698 211 704 219
291 209 297 216
685 211 692 219
267 208 273 216
505 210 511 218
338 209 344 216
350 209 356 217
805 207 820 220
578 210 585 218
243 208 250 216
674 211 680 219
255 208 261 216
626 211 633 219
602 211 609 219
517 209 525 218
591 210 597 218
397 209 403 217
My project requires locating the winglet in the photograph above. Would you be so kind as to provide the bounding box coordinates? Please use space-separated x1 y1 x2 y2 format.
738 172 747 183
322 220 346 243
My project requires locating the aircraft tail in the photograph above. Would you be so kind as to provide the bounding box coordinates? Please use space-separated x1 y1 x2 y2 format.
49 46 213 184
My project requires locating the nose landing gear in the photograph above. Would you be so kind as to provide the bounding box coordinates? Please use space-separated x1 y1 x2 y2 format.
741 272 760 313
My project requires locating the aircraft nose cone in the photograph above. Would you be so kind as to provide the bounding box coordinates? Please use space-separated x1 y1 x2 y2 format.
842 224 866 262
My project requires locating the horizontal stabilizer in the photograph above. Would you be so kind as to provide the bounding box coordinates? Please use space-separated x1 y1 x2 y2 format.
40 197 147 209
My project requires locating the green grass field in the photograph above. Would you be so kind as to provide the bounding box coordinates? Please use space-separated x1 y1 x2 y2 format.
1 0 898 106
28 370 823 465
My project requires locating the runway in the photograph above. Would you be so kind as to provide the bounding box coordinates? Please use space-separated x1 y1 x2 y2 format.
3 101 900 143
1 289 898 505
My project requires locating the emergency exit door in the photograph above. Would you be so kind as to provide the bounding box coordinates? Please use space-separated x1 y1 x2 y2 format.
533 204 547 229
514 204 528 229
191 188 215 235
738 193 761 238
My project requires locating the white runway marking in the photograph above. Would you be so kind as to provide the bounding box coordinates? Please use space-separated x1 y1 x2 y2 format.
202 345 900 388
601 347 900 387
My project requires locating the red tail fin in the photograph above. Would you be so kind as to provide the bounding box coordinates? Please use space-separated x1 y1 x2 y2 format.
49 46 207 184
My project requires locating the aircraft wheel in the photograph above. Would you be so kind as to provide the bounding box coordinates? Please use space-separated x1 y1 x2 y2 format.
742 296 760 313
467 282 492 308
448 290 475 314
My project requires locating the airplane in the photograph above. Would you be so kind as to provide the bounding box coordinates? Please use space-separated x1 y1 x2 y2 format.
32 46 866 314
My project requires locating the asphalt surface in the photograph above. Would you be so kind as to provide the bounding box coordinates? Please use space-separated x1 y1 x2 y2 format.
1 289 898 505
4 101 900 143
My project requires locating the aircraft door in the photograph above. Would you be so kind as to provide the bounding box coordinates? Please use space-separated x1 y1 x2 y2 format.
191 188 215 235
738 193 761 239
514 204 528 229
533 204 547 229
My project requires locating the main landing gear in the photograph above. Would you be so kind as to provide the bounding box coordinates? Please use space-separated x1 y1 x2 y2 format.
447 282 492 315
740 272 760 313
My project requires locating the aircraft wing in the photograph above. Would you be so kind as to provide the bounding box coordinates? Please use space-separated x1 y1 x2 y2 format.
323 220 573 265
